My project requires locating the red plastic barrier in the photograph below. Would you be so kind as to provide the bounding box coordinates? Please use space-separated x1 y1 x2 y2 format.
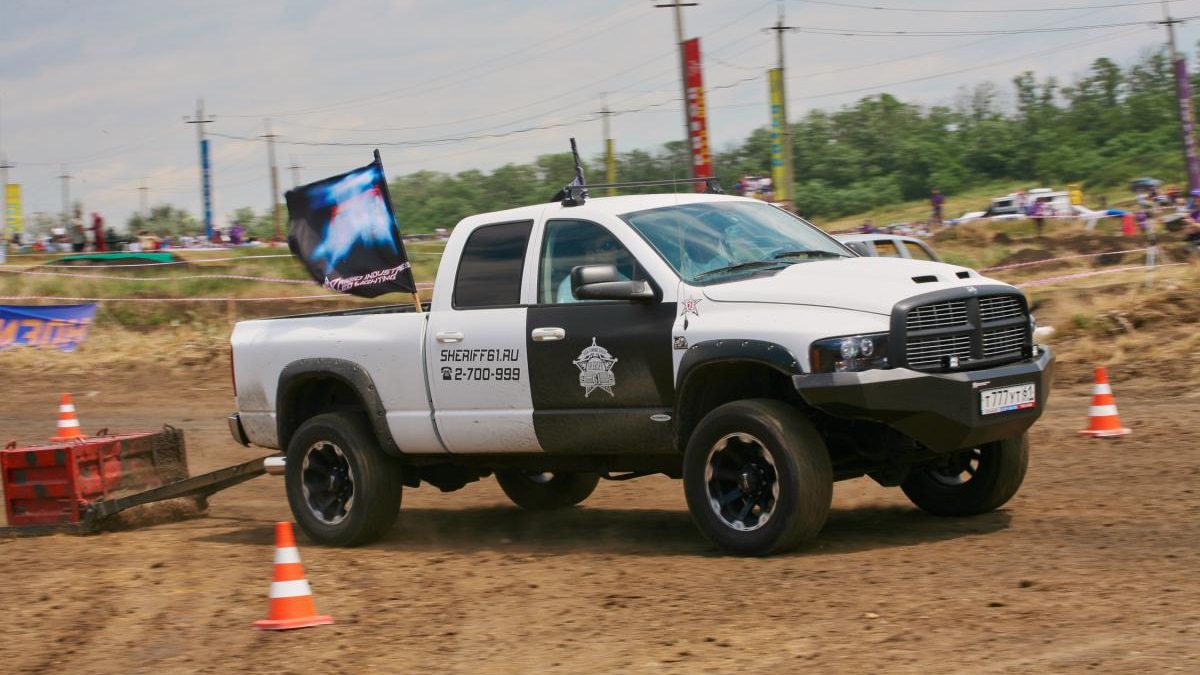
2 430 188 527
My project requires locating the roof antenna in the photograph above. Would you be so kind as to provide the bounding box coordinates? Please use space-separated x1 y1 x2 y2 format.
553 138 589 206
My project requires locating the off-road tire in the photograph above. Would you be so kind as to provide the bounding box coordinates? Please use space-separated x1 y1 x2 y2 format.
683 399 833 556
901 433 1029 517
494 470 600 510
285 412 403 546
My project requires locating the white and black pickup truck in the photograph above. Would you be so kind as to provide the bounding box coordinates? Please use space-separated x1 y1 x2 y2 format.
228 188 1053 555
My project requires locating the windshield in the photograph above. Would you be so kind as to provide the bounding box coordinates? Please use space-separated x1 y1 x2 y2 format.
620 200 852 284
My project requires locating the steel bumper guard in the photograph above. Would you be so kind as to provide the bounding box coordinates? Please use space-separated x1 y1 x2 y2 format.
792 347 1054 452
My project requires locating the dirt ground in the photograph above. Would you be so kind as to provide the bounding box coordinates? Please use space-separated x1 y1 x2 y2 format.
1 335 1198 674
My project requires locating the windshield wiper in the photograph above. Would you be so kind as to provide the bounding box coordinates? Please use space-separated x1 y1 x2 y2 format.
771 249 850 260
691 260 789 280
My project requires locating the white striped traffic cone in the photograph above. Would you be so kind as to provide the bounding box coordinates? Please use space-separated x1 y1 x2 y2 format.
49 393 85 442
253 521 333 631
1079 366 1131 437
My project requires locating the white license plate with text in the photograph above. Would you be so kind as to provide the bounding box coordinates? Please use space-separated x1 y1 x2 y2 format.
980 383 1036 415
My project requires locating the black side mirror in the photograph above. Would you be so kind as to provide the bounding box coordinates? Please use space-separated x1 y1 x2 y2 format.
571 264 655 301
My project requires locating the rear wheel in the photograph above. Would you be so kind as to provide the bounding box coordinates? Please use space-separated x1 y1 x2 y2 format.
285 412 403 546
901 433 1029 517
683 399 832 556
494 470 600 510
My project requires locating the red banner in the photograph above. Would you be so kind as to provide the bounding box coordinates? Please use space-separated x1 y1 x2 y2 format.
683 38 712 190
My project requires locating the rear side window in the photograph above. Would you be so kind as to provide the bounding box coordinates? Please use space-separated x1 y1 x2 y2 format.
873 240 903 258
453 220 533 309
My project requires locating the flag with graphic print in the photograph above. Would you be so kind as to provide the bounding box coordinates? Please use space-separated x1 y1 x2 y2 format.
285 151 416 298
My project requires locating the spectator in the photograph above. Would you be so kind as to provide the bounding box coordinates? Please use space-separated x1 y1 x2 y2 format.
930 189 944 225
229 221 246 245
70 222 87 252
1030 199 1046 236
1134 207 1150 235
91 213 106 252
1184 215 1200 261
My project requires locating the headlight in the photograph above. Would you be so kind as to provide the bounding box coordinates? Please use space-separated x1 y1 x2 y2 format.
810 333 890 373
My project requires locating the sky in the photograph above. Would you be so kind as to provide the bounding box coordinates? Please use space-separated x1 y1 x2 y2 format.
2 0 1200 234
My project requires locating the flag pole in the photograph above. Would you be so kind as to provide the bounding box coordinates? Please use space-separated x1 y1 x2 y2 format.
372 149 423 313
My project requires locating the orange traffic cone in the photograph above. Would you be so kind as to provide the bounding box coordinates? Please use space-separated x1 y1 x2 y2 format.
49 393 85 442
1079 366 1131 438
254 522 333 631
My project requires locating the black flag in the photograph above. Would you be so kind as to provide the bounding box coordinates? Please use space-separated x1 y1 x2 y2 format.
285 152 416 298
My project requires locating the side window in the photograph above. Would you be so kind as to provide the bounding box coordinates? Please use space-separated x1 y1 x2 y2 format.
873 240 903 258
538 219 642 304
905 242 938 262
453 220 533 309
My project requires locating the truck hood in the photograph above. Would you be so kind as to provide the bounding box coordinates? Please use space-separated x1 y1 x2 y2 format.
699 257 1005 315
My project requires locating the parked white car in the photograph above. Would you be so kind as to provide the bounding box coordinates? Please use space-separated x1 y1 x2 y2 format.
834 233 942 262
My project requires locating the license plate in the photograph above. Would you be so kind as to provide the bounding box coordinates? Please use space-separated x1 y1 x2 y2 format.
980 383 1037 415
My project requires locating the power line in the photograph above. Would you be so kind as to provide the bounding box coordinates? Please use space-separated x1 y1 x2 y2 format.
790 17 1197 37
219 4 656 120
795 0 1184 13
788 2 1127 81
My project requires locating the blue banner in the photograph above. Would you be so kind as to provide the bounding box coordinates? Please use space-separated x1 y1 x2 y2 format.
0 304 97 352
201 138 214 241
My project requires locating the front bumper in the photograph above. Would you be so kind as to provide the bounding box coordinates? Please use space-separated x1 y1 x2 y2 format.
792 346 1054 452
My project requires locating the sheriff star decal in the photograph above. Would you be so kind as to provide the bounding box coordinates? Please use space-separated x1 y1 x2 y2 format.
681 296 703 317
573 338 618 397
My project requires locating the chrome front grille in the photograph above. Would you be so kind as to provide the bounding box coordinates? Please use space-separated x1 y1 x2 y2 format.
979 295 1023 322
906 301 968 330
983 326 1026 357
897 291 1030 372
907 334 972 370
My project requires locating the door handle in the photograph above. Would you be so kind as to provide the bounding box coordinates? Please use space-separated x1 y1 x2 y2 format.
435 331 465 343
531 327 566 342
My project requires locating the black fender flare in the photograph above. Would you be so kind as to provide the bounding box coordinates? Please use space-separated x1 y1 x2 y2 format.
674 339 804 438
277 358 402 456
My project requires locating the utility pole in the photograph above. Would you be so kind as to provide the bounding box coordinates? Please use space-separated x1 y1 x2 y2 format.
184 98 216 241
139 180 149 219
767 0 796 207
598 94 617 196
264 120 282 243
287 156 303 188
0 153 11 260
655 0 699 176
59 165 71 227
1159 1 1200 197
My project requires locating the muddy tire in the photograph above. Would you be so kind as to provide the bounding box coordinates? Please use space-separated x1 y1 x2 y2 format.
683 399 833 556
901 433 1029 517
495 470 600 510
285 412 403 547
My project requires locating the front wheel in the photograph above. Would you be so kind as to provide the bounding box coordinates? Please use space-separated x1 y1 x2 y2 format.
901 433 1029 517
683 399 833 556
494 470 600 510
285 412 403 547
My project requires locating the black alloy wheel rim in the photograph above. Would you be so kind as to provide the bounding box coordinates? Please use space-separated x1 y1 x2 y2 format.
704 432 780 532
301 441 356 525
928 447 983 487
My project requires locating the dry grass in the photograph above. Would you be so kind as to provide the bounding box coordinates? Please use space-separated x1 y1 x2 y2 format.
4 230 1195 393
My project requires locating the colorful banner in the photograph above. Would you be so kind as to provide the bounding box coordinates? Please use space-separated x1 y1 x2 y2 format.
201 138 214 241
1172 58 1200 195
605 138 617 197
683 38 713 190
768 69 791 203
0 304 97 352
285 154 416 298
6 184 22 237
